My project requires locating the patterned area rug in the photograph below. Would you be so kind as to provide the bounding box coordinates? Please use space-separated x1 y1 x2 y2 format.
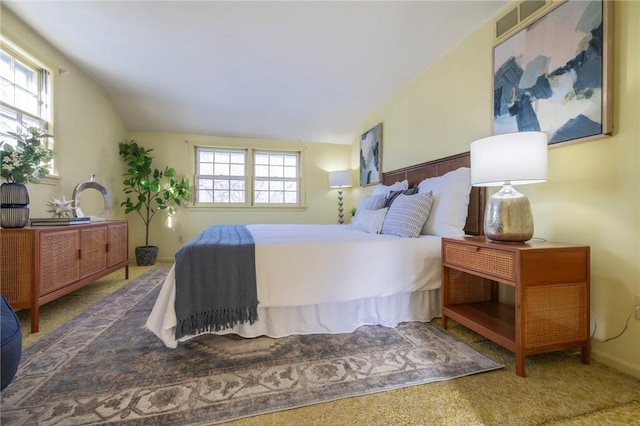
1 266 501 425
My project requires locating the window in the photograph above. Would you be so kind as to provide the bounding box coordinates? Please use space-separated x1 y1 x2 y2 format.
196 149 247 203
195 147 301 206
0 42 53 162
254 152 299 204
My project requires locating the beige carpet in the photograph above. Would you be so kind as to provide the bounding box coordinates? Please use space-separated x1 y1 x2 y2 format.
13 263 640 425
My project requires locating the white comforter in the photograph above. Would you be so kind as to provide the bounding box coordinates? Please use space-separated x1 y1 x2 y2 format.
146 224 442 347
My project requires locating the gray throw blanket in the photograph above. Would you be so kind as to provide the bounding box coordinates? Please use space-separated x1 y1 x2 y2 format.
174 225 259 339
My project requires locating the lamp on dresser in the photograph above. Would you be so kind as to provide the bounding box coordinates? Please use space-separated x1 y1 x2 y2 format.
328 170 352 224
470 131 548 242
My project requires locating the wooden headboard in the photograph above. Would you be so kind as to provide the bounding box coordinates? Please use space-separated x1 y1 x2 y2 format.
382 151 486 236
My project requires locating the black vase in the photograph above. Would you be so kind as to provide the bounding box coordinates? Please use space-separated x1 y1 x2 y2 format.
0 183 30 228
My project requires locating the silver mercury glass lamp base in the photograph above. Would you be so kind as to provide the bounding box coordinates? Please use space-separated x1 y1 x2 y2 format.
484 184 534 243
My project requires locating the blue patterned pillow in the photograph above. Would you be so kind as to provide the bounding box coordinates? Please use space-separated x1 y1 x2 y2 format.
381 192 434 238
355 194 387 214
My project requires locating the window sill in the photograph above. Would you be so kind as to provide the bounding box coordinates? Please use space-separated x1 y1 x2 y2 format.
188 204 308 212
34 175 60 186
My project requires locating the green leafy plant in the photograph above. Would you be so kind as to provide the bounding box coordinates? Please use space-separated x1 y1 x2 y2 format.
1 127 54 184
350 207 357 217
119 140 189 247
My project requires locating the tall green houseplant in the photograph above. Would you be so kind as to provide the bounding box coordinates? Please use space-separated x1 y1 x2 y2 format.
119 140 189 265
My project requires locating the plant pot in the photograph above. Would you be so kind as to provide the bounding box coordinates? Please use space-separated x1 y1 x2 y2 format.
135 246 159 266
1 183 30 228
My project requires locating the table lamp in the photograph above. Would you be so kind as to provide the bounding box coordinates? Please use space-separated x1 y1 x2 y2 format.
470 131 548 242
328 170 353 224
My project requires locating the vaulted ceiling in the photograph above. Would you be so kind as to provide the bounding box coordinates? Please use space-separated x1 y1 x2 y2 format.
4 1 507 144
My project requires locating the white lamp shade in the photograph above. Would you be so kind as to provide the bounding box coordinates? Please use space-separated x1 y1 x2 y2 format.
328 170 353 188
470 131 548 187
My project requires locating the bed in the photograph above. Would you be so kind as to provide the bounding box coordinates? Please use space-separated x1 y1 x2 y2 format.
146 152 485 348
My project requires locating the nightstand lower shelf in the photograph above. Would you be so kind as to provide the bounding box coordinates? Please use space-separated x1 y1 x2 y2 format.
443 302 516 351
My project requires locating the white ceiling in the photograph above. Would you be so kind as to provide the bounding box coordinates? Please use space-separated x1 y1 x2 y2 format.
4 1 507 144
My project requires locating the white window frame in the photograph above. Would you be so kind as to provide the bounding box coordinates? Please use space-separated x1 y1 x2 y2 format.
0 37 55 179
192 143 305 209
253 150 300 205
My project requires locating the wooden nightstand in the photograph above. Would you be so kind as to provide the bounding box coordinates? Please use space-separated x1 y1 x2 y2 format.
441 236 590 377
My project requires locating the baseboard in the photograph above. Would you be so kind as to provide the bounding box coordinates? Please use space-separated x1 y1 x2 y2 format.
592 349 640 380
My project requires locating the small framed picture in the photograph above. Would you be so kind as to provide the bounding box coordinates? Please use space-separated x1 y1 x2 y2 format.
359 123 382 186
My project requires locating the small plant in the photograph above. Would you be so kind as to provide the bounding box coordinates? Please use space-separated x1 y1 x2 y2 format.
1 127 53 184
350 207 357 217
119 140 189 248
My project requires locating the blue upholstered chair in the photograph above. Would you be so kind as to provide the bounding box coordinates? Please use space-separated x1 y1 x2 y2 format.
1 296 22 390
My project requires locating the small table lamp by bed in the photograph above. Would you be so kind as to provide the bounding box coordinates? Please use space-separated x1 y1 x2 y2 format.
470 131 548 242
328 170 353 224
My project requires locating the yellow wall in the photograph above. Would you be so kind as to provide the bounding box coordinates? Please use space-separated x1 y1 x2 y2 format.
1 7 128 216
356 1 640 378
125 132 352 259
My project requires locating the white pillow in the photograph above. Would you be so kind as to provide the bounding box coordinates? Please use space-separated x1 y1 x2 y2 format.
352 208 388 234
355 194 387 215
381 192 434 238
417 167 471 237
371 179 409 197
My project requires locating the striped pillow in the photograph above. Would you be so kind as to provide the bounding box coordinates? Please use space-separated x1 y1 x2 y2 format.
381 192 434 238
355 194 387 214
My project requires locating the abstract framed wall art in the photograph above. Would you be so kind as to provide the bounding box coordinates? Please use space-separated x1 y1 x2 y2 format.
359 123 382 186
493 0 612 146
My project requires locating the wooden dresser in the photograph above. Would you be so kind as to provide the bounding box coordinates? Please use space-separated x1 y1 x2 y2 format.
0 221 128 332
441 236 590 377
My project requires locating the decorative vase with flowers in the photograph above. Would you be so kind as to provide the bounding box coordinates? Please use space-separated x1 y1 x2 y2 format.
0 127 54 228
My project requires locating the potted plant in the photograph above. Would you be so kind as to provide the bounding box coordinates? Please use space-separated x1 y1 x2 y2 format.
119 140 189 265
0 127 54 228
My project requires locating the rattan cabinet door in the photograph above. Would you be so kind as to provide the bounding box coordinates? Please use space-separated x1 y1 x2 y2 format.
79 226 107 278
39 229 81 296
107 222 128 268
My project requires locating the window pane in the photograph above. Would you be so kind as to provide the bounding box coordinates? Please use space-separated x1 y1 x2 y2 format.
284 192 298 203
14 60 37 92
200 163 213 175
14 87 38 114
214 163 230 176
255 164 268 177
230 152 245 163
198 189 213 203
197 177 213 190
254 191 269 203
0 51 12 80
255 153 269 165
285 181 297 191
214 151 230 163
199 150 213 163
230 164 244 176
284 155 296 166
269 192 283 203
0 78 14 104
283 166 295 178
270 155 284 166
230 191 245 203
0 105 18 136
255 179 269 191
